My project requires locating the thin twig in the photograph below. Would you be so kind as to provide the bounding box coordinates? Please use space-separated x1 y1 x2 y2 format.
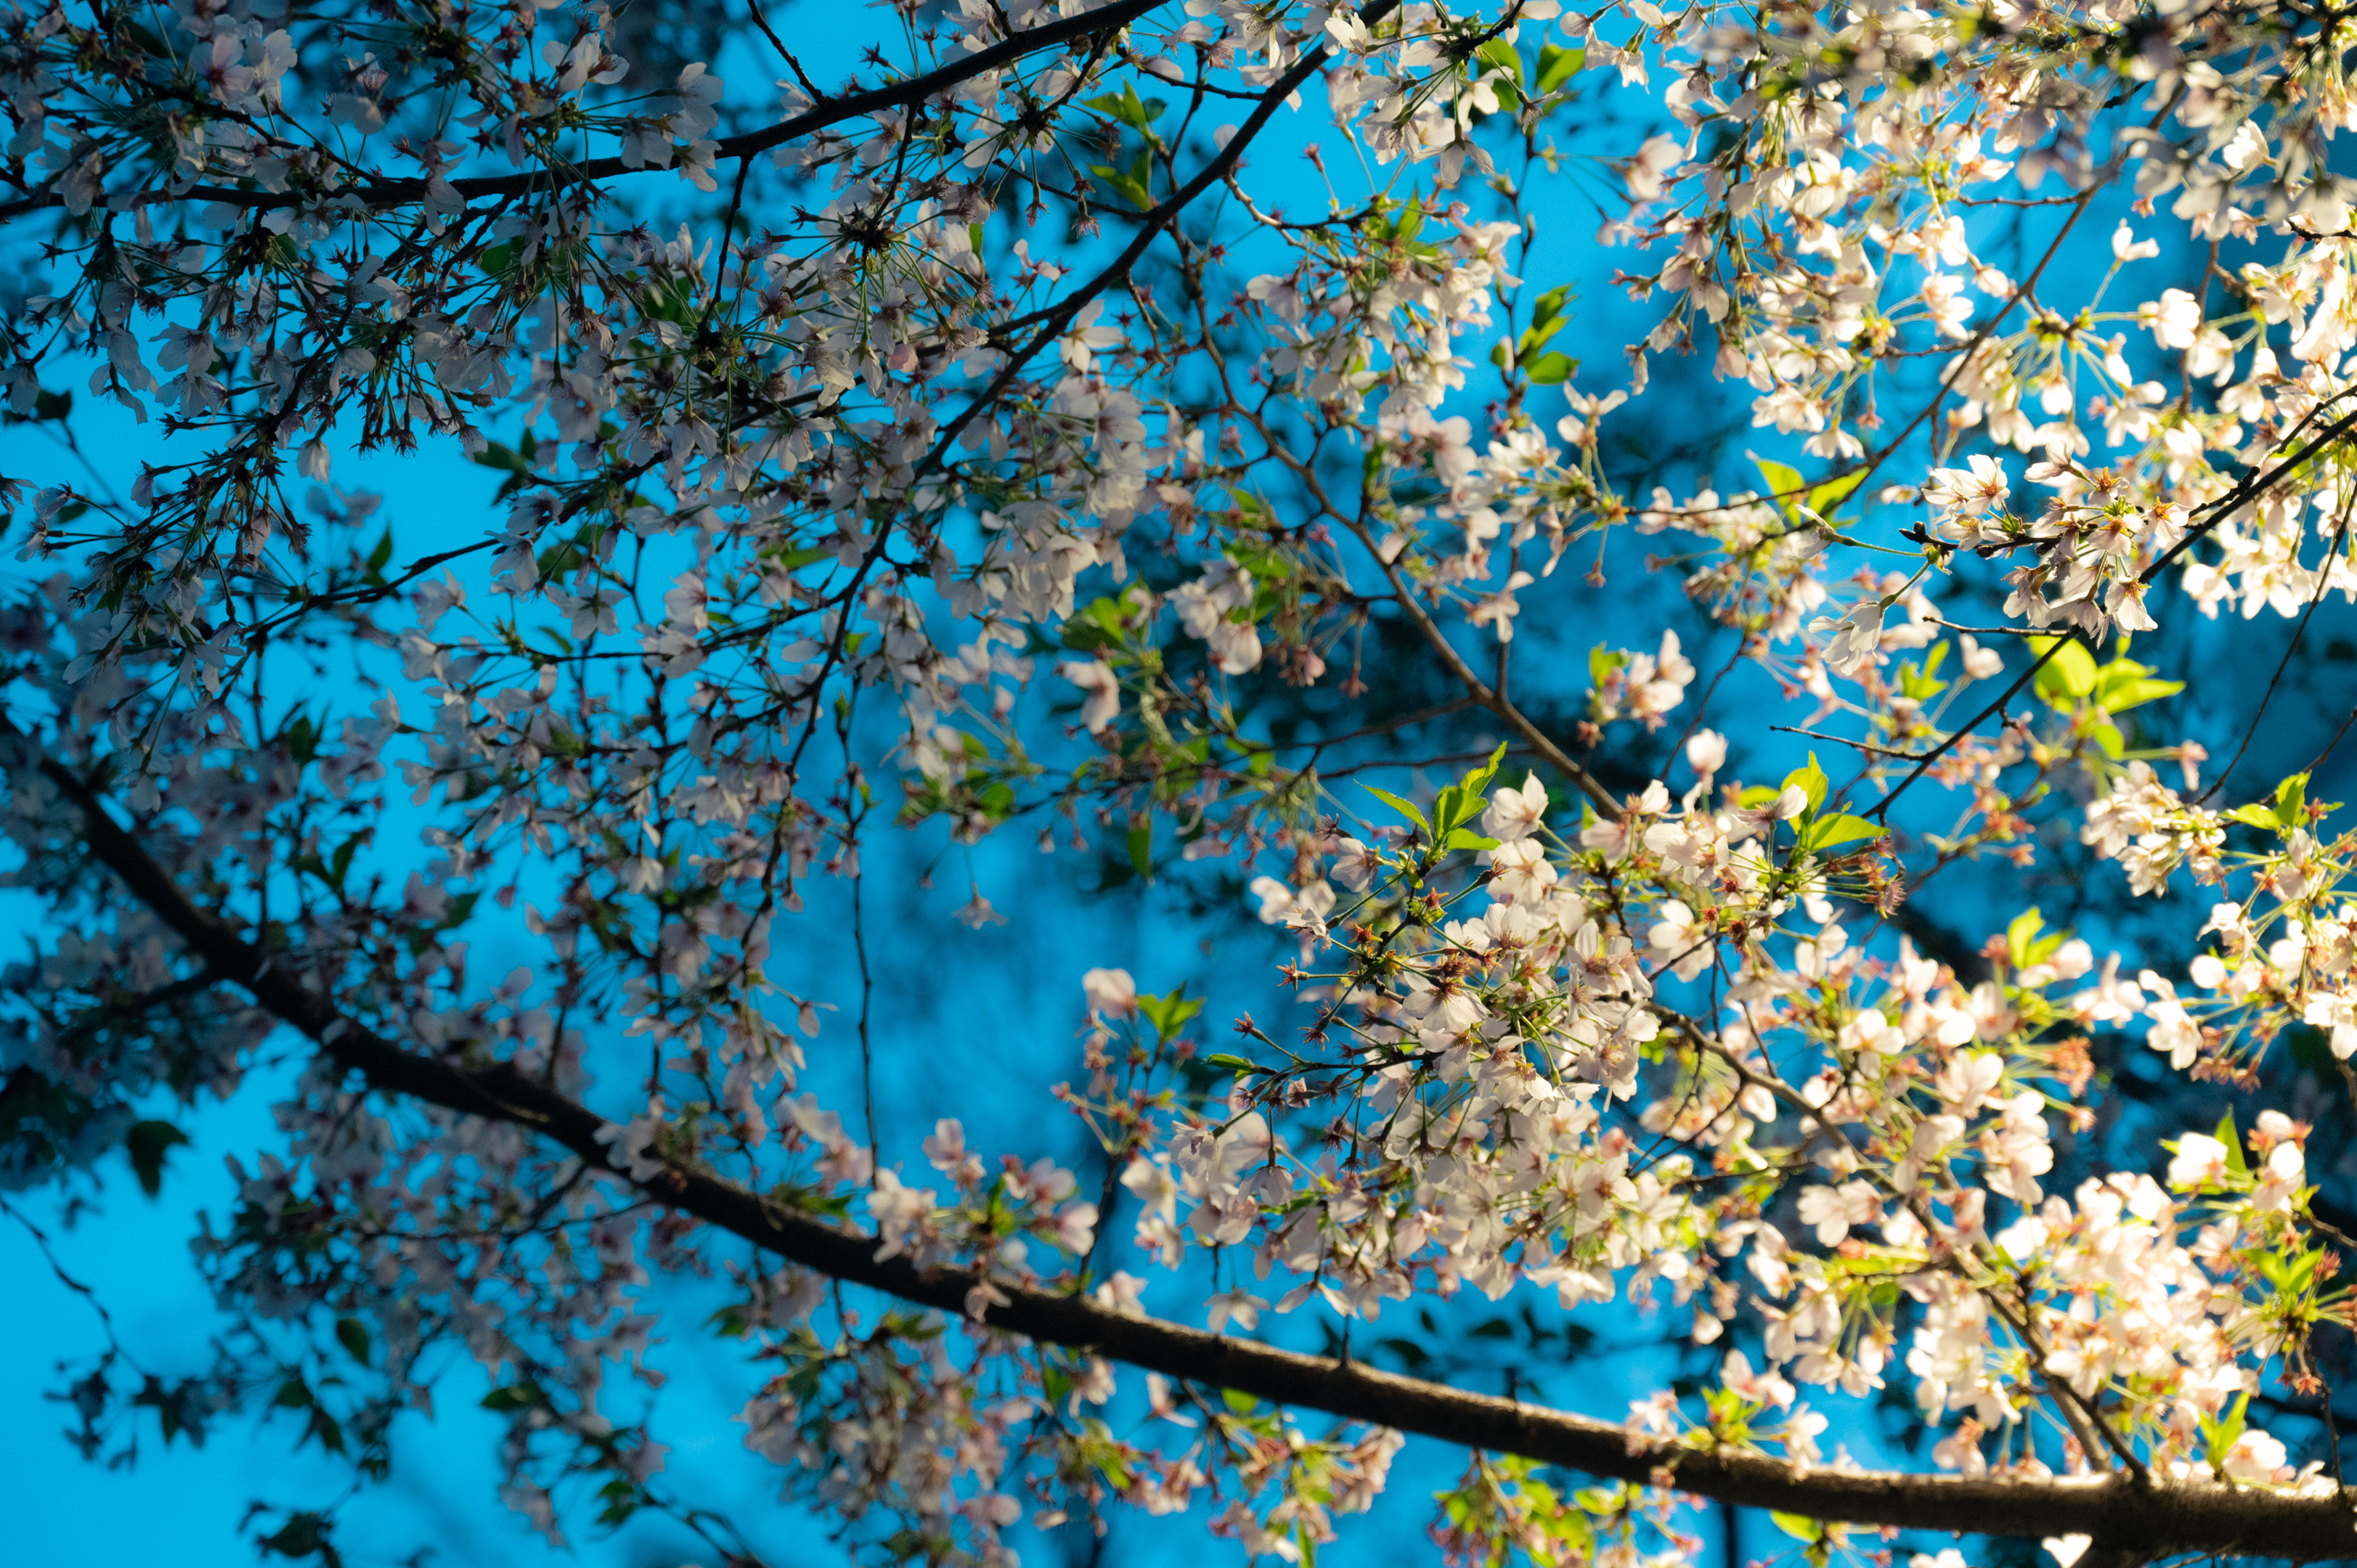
2197 510 2353 805
744 0 823 98
0 1193 130 1358
1867 632 2080 820
1836 185 2101 499
1770 724 1921 759
2140 396 2357 587
2296 706 2357 785
1931 620 2045 637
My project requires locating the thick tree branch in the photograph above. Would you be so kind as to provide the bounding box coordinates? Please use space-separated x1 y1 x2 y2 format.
15 730 2357 1560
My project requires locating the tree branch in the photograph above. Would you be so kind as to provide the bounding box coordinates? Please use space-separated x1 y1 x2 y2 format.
0 0 1173 220
2138 398 2357 587
1349 522 1624 818
14 727 2357 1559
1866 631 2078 821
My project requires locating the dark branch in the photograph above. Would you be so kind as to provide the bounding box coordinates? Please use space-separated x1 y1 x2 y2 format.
0 0 1173 220
15 724 2357 1559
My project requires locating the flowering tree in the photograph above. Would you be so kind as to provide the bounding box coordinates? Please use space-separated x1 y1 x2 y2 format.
14 0 2357 1562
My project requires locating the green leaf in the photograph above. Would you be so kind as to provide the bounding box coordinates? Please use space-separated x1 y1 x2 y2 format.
1809 470 1866 516
1364 784 1430 835
2215 1110 2249 1177
1083 82 1166 129
2003 907 2067 967
1374 197 1426 246
2006 907 2045 968
1088 150 1155 209
1897 644 1950 703
2098 674 2184 713
307 1405 346 1451
1802 812 1884 852
596 1476 640 1526
1755 457 1806 518
1517 315 1571 361
327 835 363 891
1524 350 1576 384
1527 282 1576 329
1431 785 1471 838
1475 38 1521 76
1126 820 1154 880
1770 1512 1825 1544
2028 634 2098 703
1589 644 1627 687
1779 754 1828 815
1516 285 1576 360
126 1119 188 1197
2275 772 2310 830
1203 1053 1258 1073
1429 743 1508 838
256 1514 334 1561
2202 1391 2252 1469
2228 803 2284 831
471 441 529 473
1534 43 1585 94
1138 988 1205 1041
1445 828 1500 851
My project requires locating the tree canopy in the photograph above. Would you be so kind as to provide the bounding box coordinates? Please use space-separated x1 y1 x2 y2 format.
10 0 2357 1563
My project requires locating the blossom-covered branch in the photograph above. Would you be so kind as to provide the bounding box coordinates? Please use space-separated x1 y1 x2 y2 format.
23 725 2357 1562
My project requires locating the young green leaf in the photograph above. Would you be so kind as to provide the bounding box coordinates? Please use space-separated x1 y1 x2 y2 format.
2005 907 2045 968
2275 772 2309 829
1755 457 1806 518
1779 753 1829 815
1534 43 1585 94
1524 351 1576 384
2028 635 2098 703
1809 470 1866 516
2215 1109 2249 1177
1139 989 1205 1040
1802 812 1884 853
1364 784 1430 835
